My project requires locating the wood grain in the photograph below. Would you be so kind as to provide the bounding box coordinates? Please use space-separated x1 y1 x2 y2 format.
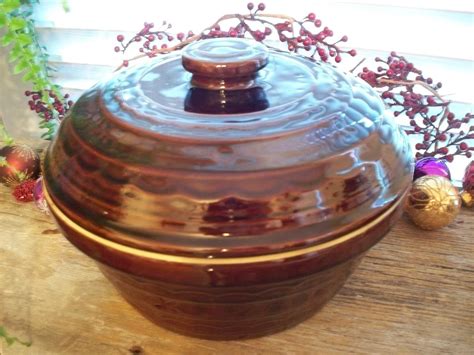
0 184 473 354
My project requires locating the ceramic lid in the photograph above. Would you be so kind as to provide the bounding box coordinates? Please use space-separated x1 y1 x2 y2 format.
44 38 413 258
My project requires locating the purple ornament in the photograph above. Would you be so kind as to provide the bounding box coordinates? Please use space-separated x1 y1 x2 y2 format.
413 157 451 181
33 176 49 214
463 161 474 194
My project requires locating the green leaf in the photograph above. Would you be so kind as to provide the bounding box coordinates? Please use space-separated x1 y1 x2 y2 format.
0 123 14 146
0 14 7 28
13 58 30 74
22 70 36 82
9 16 27 31
0 326 32 347
16 33 32 46
36 78 48 88
1 31 14 46
3 0 21 13
41 91 50 103
8 42 22 62
61 0 70 12
8 49 21 63
30 64 41 74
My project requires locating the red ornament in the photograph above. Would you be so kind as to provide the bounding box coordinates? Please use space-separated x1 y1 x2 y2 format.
12 179 36 202
0 144 41 185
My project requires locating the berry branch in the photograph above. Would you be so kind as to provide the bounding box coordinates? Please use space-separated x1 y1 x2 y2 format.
0 0 72 140
359 52 473 162
114 2 356 70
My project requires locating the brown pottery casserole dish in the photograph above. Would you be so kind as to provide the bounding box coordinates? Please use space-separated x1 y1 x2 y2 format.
43 38 413 339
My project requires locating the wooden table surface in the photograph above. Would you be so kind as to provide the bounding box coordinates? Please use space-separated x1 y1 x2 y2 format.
0 184 473 355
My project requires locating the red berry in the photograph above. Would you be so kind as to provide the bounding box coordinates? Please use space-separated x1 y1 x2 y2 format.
466 152 472 158
123 60 129 67
314 19 322 27
24 90 31 96
264 27 272 35
229 30 237 37
447 112 455 120
117 34 124 42
341 35 348 42
349 49 357 57
427 96 436 105
255 30 264 40
445 155 453 162
177 32 185 41
114 46 120 52
258 2 265 11
308 12 316 21
167 35 174 41
335 55 341 63
147 35 155 41
460 142 468 150
247 2 254 10
439 134 447 141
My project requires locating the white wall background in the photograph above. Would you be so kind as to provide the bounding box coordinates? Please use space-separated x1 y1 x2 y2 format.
1 0 473 180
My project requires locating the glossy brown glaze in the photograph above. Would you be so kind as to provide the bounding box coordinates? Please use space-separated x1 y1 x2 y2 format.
43 38 413 339
182 38 269 90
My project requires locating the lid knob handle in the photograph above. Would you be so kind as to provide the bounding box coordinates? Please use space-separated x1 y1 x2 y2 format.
182 38 269 90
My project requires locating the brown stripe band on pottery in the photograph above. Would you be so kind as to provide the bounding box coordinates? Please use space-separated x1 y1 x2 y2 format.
44 186 402 265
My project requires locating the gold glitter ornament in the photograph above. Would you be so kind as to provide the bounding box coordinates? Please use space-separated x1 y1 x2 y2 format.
405 175 461 230
460 191 474 208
